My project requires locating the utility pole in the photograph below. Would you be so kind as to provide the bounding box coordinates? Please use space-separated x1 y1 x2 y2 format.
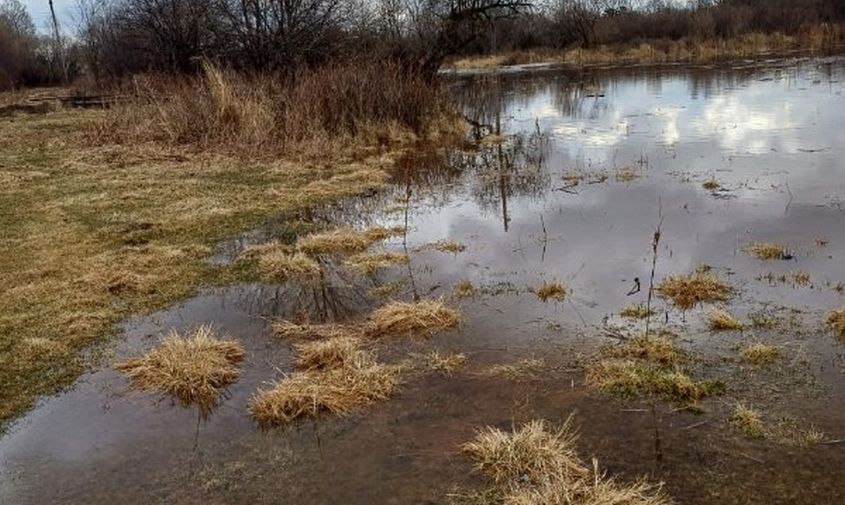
48 0 68 83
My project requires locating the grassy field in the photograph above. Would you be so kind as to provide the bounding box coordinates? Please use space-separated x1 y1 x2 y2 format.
0 64 462 427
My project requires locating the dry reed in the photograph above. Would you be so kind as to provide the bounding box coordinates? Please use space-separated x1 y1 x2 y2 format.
657 272 732 310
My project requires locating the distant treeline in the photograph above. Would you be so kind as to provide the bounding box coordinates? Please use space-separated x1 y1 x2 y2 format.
2 0 845 90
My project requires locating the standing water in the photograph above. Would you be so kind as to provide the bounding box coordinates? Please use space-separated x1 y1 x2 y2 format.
2 58 845 504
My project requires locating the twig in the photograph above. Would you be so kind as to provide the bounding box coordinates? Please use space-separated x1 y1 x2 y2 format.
645 198 664 337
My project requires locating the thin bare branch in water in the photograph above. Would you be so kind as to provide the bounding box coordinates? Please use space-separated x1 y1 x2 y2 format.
645 198 664 337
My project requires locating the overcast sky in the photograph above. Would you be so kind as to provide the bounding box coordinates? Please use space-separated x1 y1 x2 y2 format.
22 0 77 33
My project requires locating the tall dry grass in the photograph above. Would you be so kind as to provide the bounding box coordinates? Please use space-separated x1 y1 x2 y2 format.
94 60 459 157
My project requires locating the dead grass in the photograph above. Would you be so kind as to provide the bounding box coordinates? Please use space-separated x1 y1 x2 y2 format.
419 240 467 254
615 167 640 182
740 343 780 366
702 177 720 190
620 304 655 319
826 306 845 340
414 351 468 376
445 25 844 70
249 355 399 426
345 251 409 274
533 282 567 302
745 242 788 260
483 357 546 381
657 271 732 310
586 359 724 406
296 226 404 256
293 337 363 370
601 334 685 366
245 244 321 282
367 300 461 338
707 308 743 331
454 279 475 298
272 321 358 341
731 404 765 438
459 419 670 505
114 326 244 416
0 62 462 427
791 270 811 286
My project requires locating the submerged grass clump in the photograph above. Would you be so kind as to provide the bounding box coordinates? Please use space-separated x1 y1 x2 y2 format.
707 308 744 331
420 240 467 254
272 321 357 341
453 279 475 298
657 271 732 310
344 251 409 274
251 247 321 282
114 326 245 416
620 304 655 319
745 242 788 260
826 306 845 340
586 360 724 406
296 226 404 256
249 358 399 426
483 357 545 381
731 404 765 438
293 337 362 370
740 343 780 366
414 351 468 376
367 300 460 338
459 419 669 505
533 282 567 302
702 177 720 190
791 270 811 285
602 334 685 366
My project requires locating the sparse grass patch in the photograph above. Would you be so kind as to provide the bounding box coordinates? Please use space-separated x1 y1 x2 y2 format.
602 334 685 366
740 343 780 367
702 177 720 190
248 246 321 282
293 337 363 370
114 326 244 416
458 419 670 505
483 357 545 381
426 240 467 254
454 279 475 298
586 359 724 406
296 226 404 256
249 357 399 426
657 271 732 310
370 280 405 298
731 404 765 438
272 321 358 341
707 308 743 331
620 304 655 319
791 270 811 285
367 300 461 338
345 251 409 274
414 351 468 376
615 166 640 182
533 282 567 302
826 306 845 340
745 242 788 260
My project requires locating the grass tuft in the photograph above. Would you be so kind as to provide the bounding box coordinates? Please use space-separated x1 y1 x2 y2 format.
296 226 403 256
740 343 780 366
344 251 409 274
454 279 475 298
707 308 743 331
826 306 845 340
586 359 724 406
657 271 732 310
414 351 468 376
460 419 670 505
731 404 765 438
702 177 720 190
114 326 244 416
293 337 363 370
745 242 787 260
602 334 685 366
272 321 358 341
483 357 545 381
620 304 655 319
245 244 321 282
367 300 460 338
420 240 467 254
533 282 567 302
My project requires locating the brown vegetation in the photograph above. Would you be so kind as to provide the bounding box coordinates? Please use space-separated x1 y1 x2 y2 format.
413 351 468 376
367 300 461 338
707 308 744 331
745 242 788 260
620 304 655 319
345 251 410 274
272 321 358 341
483 357 546 381
601 334 685 366
740 343 780 366
459 419 669 505
114 326 244 416
293 337 363 371
533 282 568 302
827 306 845 340
586 359 723 406
657 271 732 310
296 226 405 256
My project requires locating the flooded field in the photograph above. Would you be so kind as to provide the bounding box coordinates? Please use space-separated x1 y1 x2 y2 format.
3 58 845 504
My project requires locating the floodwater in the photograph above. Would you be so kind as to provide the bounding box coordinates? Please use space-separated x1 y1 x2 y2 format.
3 58 845 504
